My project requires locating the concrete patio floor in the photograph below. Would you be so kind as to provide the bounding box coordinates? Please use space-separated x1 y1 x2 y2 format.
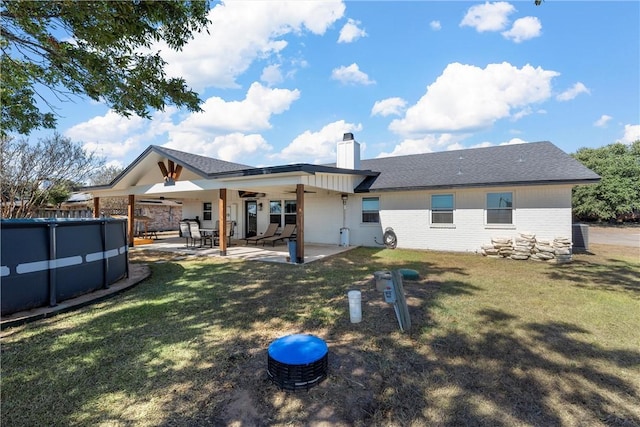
131 234 356 264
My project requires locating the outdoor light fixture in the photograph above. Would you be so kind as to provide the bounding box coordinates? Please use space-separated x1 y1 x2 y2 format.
341 194 348 201
258 202 263 211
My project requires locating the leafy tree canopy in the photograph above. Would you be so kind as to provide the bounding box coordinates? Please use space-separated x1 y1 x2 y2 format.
0 133 103 218
1 0 209 135
572 141 640 222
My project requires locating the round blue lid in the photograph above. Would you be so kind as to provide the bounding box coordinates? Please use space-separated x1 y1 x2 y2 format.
268 334 328 365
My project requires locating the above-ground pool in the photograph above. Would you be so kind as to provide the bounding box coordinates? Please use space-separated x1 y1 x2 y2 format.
1 218 129 316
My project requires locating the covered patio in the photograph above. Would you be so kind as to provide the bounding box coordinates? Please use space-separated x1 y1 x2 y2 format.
86 140 374 264
131 233 356 264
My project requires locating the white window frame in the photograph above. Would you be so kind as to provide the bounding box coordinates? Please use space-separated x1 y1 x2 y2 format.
486 192 513 225
431 194 454 225
361 197 380 224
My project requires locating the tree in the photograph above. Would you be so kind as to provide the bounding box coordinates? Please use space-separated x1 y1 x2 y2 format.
0 134 103 218
89 164 124 186
1 0 209 135
88 164 127 214
572 141 640 222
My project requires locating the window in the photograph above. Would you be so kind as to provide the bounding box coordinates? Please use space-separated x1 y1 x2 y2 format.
284 200 297 225
269 200 297 226
486 192 513 224
362 197 380 223
431 194 454 224
269 201 282 226
203 202 212 221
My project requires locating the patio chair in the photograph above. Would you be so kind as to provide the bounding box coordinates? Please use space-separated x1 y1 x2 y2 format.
179 221 192 247
188 221 204 247
243 223 278 245
262 224 296 247
213 220 236 246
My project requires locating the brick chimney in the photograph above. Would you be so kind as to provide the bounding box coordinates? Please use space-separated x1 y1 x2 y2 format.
336 133 361 170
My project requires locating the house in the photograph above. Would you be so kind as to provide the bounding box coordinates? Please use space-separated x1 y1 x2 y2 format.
85 134 600 262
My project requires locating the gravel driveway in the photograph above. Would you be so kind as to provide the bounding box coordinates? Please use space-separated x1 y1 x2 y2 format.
587 226 640 248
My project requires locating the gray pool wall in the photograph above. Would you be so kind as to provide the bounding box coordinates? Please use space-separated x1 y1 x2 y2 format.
1 218 129 316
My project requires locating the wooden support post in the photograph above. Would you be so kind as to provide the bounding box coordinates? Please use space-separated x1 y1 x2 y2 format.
219 188 227 256
128 194 135 247
296 184 304 263
93 197 100 218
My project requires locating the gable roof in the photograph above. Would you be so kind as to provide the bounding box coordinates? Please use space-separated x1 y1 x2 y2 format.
354 141 600 192
149 145 375 179
150 145 254 176
86 141 599 194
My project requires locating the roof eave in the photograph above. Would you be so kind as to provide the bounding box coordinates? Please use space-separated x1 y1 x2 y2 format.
209 164 378 179
355 178 601 193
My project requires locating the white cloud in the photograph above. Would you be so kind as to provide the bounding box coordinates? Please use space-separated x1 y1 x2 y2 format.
158 1 346 90
66 110 146 141
620 124 640 144
594 115 612 127
430 20 442 31
502 16 542 43
67 82 300 165
338 18 367 43
389 62 559 135
512 107 533 121
460 2 516 32
276 120 362 164
65 110 163 160
371 97 407 117
261 64 284 86
378 135 527 158
377 134 467 158
557 82 590 101
163 132 272 163
331 63 376 85
499 137 528 146
181 82 300 132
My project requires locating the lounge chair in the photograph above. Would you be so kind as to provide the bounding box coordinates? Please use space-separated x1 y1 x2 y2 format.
262 224 296 247
243 223 279 245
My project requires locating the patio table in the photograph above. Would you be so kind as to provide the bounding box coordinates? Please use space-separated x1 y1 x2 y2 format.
199 228 218 247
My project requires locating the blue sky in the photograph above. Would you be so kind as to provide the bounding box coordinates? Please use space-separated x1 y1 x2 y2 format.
30 1 640 169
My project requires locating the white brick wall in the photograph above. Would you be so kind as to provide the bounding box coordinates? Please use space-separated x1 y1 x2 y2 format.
346 185 574 252
175 184 574 252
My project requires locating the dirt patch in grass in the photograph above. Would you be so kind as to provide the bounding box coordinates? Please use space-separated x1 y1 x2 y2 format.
2 244 639 426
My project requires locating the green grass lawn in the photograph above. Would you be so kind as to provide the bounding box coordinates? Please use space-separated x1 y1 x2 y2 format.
1 243 639 426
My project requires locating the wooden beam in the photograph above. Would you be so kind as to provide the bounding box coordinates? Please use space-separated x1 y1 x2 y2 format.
127 194 135 247
296 184 304 263
173 165 183 180
93 197 100 218
157 161 169 179
168 160 175 177
219 188 227 256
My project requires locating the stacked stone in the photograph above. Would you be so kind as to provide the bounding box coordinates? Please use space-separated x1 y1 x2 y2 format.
482 234 573 263
512 233 535 260
481 243 500 257
531 238 555 261
492 237 513 258
552 237 573 264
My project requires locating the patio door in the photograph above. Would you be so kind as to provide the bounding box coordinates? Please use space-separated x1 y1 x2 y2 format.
245 201 257 238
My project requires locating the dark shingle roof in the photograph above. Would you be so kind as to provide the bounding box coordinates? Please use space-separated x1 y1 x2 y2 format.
152 145 254 175
355 141 600 192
